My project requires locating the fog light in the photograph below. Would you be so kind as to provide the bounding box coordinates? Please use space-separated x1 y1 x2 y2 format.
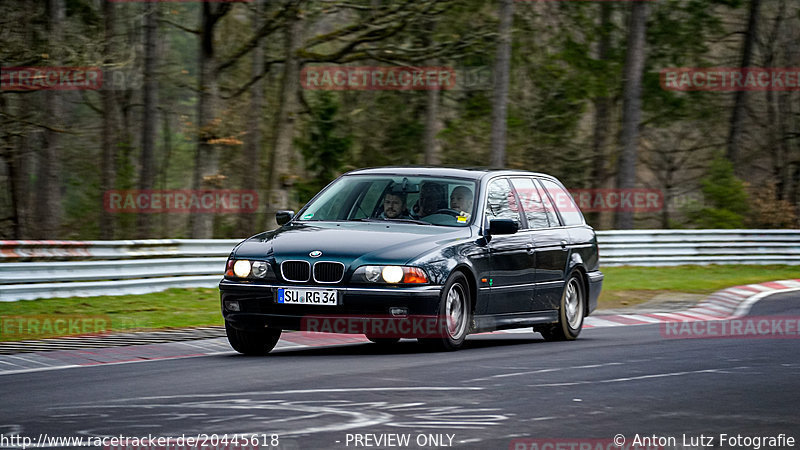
390 307 408 317
225 301 240 312
233 260 251 278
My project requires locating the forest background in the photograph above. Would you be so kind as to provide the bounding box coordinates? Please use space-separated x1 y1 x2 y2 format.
1 0 798 240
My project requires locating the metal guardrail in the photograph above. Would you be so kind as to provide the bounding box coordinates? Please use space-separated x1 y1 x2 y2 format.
1 230 799 302
0 239 239 260
0 240 239 302
596 230 800 266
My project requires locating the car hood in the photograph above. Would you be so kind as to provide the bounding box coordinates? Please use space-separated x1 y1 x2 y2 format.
234 222 471 266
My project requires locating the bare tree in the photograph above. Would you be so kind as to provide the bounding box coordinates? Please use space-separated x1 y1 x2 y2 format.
33 0 65 238
137 2 158 238
590 2 614 228
615 3 649 230
99 0 118 240
490 0 513 169
239 0 266 232
190 3 233 238
266 2 303 229
726 0 761 172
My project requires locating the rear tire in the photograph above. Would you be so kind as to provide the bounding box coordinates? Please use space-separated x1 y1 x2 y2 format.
419 272 471 351
539 271 585 341
226 322 281 355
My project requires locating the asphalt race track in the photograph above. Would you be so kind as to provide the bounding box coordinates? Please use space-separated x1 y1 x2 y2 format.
1 291 799 450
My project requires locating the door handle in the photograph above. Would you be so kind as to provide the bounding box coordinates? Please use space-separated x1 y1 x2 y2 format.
526 243 535 254
560 240 568 250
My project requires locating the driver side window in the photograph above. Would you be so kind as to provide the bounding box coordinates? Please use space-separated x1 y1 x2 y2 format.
485 178 523 228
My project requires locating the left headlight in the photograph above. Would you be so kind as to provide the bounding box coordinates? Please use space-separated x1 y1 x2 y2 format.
352 265 429 284
225 259 275 280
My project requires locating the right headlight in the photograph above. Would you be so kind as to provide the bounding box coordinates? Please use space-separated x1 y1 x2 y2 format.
225 259 275 280
352 265 429 284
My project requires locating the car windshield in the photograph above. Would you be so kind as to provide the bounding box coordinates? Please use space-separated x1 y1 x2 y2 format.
296 175 478 227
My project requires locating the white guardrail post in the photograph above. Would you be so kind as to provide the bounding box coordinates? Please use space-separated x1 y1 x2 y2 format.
1 230 799 302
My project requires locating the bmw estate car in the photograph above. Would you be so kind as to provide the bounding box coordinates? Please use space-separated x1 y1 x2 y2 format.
220 167 603 354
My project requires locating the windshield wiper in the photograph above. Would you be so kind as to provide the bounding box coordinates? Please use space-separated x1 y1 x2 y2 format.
383 218 433 225
350 218 432 225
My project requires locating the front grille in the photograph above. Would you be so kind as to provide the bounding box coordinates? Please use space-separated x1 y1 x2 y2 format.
281 260 310 282
313 261 345 283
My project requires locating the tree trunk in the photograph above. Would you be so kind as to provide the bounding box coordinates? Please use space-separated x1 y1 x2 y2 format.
33 0 65 238
590 3 613 229
617 2 648 230
4 148 22 239
239 0 265 233
266 4 302 229
615 2 648 230
771 0 791 202
137 2 158 238
100 0 118 240
11 130 31 239
726 0 761 173
490 0 513 169
160 113 172 237
423 71 442 165
1 95 25 238
190 4 231 238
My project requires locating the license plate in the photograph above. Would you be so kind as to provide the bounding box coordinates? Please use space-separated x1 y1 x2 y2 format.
277 288 338 306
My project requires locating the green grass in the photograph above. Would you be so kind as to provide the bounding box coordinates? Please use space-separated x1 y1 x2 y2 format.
1 265 798 341
0 288 222 341
598 264 800 308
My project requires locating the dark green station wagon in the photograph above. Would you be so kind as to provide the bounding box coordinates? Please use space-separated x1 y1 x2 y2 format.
220 167 603 354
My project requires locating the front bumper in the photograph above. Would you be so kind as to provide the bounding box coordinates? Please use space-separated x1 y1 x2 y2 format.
219 279 443 332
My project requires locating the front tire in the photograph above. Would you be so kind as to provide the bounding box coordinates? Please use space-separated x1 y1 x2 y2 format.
226 322 281 355
539 271 585 341
419 272 471 351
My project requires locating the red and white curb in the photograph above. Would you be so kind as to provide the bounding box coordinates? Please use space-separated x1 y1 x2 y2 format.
581 278 800 329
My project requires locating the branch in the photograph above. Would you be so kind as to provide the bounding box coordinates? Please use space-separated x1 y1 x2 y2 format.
303 0 418 49
220 58 284 99
215 4 293 75
0 111 77 134
160 18 199 35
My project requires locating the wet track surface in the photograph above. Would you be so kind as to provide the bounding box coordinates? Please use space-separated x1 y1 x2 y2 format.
0 291 798 449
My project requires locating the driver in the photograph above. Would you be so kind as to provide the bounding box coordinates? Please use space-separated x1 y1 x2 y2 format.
380 192 409 219
449 186 474 216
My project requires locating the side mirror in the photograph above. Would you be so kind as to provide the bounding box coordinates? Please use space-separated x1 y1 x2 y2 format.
488 219 519 235
276 210 295 225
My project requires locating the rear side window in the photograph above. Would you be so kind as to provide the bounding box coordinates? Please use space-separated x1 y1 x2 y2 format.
510 178 550 229
539 178 584 226
485 178 523 228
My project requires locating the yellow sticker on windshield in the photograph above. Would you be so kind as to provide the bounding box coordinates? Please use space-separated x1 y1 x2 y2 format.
457 216 468 223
